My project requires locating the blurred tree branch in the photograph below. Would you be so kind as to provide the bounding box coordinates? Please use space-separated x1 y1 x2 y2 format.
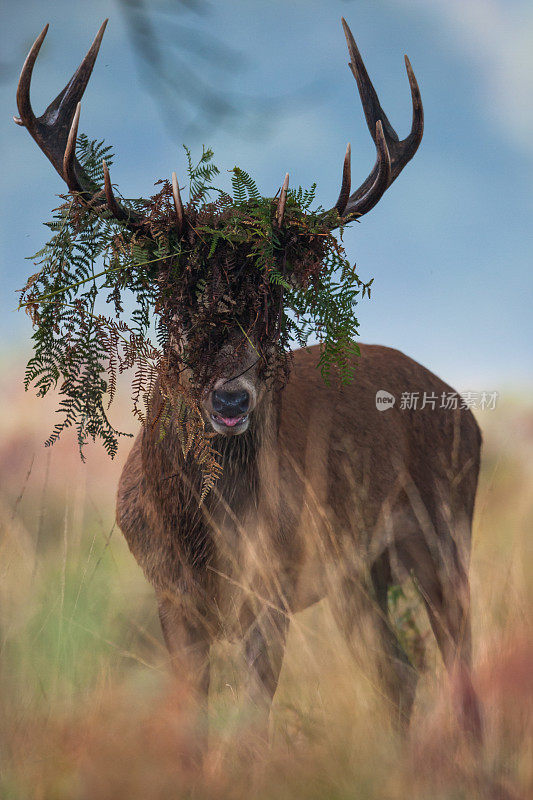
115 0 326 139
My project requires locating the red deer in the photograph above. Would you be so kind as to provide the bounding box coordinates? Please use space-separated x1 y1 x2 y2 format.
16 17 482 754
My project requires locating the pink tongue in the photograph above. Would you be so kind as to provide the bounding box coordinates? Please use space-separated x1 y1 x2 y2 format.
219 416 242 427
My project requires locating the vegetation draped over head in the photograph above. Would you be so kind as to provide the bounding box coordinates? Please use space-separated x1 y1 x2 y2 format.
19 137 373 496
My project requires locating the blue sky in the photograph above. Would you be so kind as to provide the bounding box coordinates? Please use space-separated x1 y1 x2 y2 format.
1 0 532 391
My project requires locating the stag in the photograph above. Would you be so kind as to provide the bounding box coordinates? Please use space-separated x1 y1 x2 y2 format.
16 18 482 754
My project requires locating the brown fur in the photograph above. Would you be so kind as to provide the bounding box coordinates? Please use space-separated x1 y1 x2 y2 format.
116 343 482 742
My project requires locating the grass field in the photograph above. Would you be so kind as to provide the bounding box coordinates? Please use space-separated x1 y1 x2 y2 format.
0 375 531 799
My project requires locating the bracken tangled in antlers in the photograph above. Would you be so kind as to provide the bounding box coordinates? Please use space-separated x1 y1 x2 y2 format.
15 18 421 495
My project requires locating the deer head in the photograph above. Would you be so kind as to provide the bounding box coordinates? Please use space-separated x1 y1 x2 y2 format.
15 17 423 438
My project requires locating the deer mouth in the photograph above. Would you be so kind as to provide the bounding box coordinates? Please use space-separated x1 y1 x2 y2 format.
209 412 249 434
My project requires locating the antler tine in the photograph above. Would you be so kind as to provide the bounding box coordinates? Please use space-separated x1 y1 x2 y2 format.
172 172 186 234
341 19 398 147
330 18 423 222
345 121 391 218
14 23 49 129
404 54 424 151
103 160 131 221
335 143 352 215
275 173 290 227
63 102 81 189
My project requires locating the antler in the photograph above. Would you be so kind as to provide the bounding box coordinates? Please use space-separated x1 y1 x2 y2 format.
15 20 146 228
171 172 186 235
275 173 290 227
330 18 424 222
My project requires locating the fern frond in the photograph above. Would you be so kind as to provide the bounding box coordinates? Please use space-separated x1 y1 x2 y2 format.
21 138 369 499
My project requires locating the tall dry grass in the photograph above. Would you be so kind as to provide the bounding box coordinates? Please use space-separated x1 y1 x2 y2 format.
0 375 531 799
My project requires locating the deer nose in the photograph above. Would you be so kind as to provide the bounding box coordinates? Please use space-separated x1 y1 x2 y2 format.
212 389 250 417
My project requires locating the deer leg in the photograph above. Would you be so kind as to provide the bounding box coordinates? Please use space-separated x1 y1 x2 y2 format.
157 590 212 763
396 529 482 740
330 559 418 729
242 606 289 739
423 577 481 740
371 553 420 726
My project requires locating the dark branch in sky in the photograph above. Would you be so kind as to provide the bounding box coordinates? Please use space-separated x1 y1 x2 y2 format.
116 0 328 139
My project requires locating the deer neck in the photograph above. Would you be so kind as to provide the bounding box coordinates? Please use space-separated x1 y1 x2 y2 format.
210 388 279 510
141 386 279 511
